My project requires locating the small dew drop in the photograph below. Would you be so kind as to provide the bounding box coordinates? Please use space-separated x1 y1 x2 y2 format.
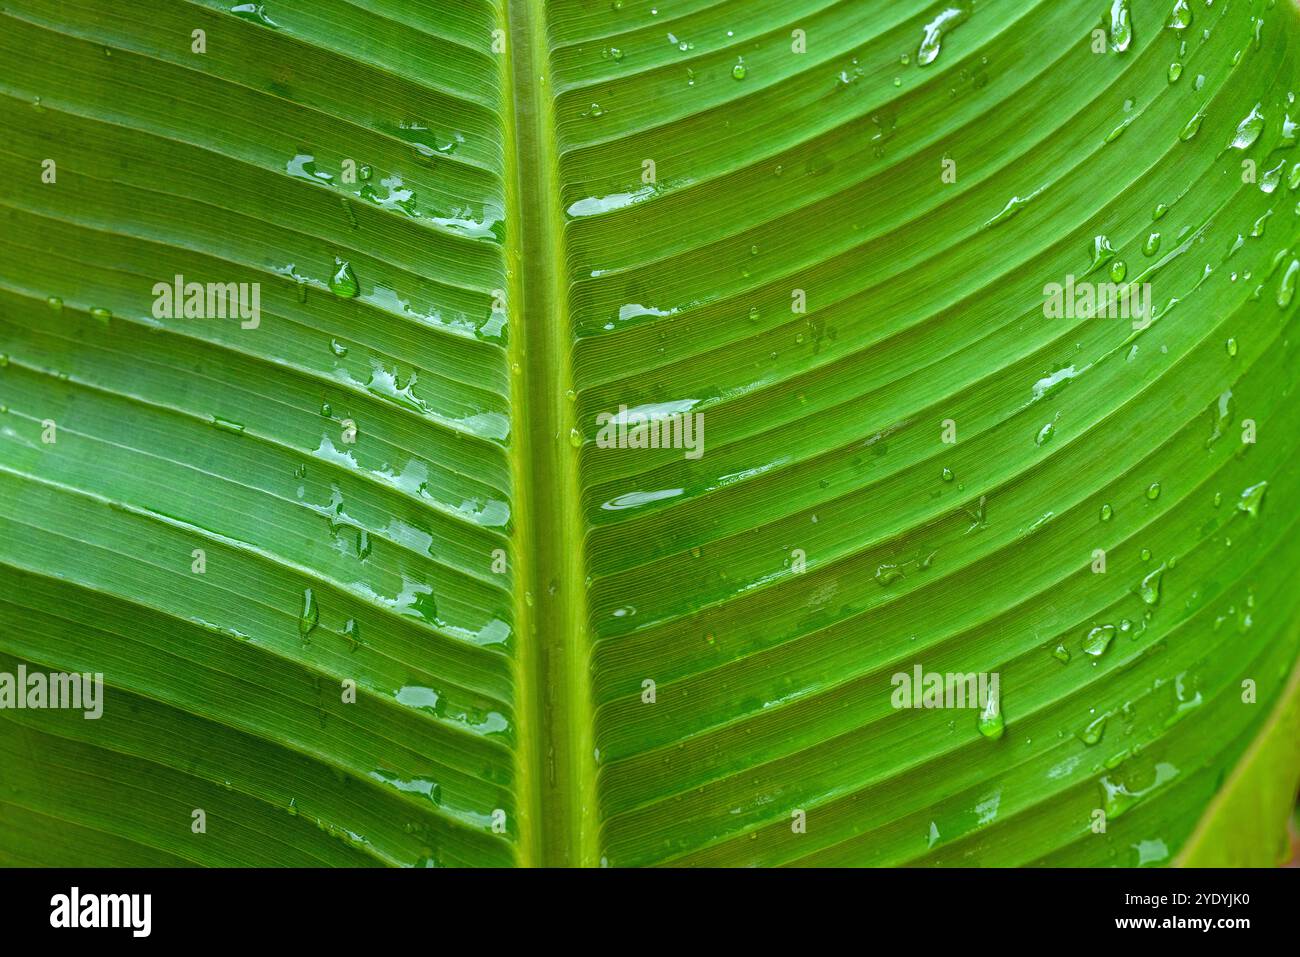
1108 0 1133 53
977 688 1005 740
1237 481 1268 518
299 587 319 638
330 258 359 298
1229 103 1265 150
1167 0 1192 30
1083 624 1116 657
1139 564 1165 605
1277 259 1298 308
1179 112 1205 142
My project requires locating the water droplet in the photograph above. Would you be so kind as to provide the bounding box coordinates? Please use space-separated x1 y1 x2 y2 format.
340 618 359 649
1229 103 1265 150
330 338 348 357
1078 712 1108 745
1205 389 1235 448
604 46 624 62
299 587 319 637
1277 259 1298 308
1167 62 1182 83
732 59 747 80
1089 235 1116 271
1260 160 1284 194
1166 0 1192 30
941 467 955 482
977 687 1004 740
985 188 1044 228
47 296 63 312
1179 111 1205 141
89 306 111 324
231 3 278 28
874 563 903 587
1139 564 1165 604
1143 232 1161 256
1110 259 1128 282
1226 337 1238 357
1100 762 1179 818
287 153 334 185
1108 0 1133 53
568 427 583 448
918 4 971 66
1083 624 1116 657
1100 503 1113 521
1146 482 1161 500
1237 481 1267 517
1053 643 1071 663
330 259 359 298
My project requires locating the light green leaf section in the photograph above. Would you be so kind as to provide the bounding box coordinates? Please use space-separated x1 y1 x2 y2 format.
1176 644 1300 867
0 0 1298 867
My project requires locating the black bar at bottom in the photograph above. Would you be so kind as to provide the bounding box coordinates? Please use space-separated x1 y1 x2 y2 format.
0 866 1294 943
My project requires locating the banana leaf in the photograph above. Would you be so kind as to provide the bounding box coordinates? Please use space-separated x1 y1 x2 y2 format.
0 0 1298 868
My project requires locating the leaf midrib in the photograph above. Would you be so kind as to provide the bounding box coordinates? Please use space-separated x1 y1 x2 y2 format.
502 0 597 867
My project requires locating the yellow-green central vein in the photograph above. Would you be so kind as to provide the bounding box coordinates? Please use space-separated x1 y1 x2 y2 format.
501 0 597 867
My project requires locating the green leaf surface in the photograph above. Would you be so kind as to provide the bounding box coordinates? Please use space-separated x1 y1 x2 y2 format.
1175 649 1300 866
0 0 1298 867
